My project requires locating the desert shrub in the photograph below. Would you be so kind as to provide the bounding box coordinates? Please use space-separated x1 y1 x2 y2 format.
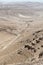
39 52 43 58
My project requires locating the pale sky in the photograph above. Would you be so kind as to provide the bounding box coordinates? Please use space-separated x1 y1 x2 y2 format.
0 0 43 3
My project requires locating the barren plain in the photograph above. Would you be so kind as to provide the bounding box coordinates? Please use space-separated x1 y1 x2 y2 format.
0 2 43 65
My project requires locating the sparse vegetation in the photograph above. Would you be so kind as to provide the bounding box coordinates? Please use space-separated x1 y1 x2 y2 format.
0 2 43 65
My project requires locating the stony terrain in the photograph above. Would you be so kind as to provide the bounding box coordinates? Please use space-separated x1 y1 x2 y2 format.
0 2 43 65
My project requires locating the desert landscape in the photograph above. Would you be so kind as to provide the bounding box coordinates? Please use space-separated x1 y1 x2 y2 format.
0 2 43 65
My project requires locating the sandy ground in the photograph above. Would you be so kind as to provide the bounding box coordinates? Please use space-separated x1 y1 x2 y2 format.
0 2 43 65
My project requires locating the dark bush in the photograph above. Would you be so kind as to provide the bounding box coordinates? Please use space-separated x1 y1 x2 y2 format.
39 52 43 58
41 45 43 47
36 40 40 43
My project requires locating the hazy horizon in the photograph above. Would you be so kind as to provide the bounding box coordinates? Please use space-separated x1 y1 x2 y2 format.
0 0 43 3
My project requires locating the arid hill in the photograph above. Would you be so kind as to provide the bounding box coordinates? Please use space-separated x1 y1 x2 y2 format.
0 2 43 65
